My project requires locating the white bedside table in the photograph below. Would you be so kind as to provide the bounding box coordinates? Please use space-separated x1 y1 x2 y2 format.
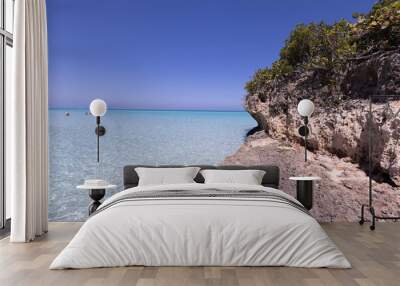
77 182 117 215
289 177 321 210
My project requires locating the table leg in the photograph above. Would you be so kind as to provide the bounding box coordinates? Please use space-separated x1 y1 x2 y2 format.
88 189 105 215
296 181 313 210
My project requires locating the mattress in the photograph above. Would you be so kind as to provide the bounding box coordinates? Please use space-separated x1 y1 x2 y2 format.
50 183 350 269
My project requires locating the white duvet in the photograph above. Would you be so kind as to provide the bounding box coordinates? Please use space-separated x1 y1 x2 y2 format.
50 183 351 269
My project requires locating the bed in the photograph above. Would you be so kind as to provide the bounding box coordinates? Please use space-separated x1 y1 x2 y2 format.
50 165 350 269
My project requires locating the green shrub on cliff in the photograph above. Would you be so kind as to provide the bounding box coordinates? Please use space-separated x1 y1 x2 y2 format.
245 0 400 95
245 60 294 95
245 68 271 95
281 20 355 71
246 20 355 93
352 0 400 54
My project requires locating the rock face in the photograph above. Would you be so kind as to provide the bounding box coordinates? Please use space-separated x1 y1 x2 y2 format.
223 133 400 222
342 50 400 98
245 50 400 185
222 49 400 222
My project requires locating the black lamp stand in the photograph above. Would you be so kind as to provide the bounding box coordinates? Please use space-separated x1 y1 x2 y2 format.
359 95 400 230
298 116 310 162
95 116 106 163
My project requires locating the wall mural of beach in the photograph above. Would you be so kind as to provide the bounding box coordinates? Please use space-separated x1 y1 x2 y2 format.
49 110 255 220
48 0 399 222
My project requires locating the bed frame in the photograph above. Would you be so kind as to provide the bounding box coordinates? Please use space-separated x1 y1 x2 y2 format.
123 165 280 189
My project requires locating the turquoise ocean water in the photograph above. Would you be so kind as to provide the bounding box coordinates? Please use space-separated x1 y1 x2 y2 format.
49 109 256 221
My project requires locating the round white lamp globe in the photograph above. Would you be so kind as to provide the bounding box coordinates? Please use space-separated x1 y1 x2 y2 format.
297 99 315 117
90 99 107 117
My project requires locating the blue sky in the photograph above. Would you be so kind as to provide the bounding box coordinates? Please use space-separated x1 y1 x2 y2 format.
47 0 376 111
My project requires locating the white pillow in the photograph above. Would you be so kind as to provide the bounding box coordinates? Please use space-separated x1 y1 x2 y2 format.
135 167 200 186
200 169 266 185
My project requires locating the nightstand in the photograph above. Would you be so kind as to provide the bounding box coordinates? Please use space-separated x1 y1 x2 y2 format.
289 177 321 210
77 182 117 215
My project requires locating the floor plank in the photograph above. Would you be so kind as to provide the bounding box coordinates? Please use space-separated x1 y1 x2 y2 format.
0 222 399 286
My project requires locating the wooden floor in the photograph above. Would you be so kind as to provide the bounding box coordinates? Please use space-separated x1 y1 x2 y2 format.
0 222 399 286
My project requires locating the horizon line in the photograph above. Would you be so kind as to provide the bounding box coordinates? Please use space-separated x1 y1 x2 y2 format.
48 107 247 112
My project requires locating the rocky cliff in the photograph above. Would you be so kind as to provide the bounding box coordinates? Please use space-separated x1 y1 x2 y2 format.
245 49 400 185
223 1 400 221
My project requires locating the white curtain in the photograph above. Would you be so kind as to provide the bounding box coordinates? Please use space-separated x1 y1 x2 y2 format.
9 0 49 242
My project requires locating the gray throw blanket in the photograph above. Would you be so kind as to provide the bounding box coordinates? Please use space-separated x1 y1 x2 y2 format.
91 189 310 217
